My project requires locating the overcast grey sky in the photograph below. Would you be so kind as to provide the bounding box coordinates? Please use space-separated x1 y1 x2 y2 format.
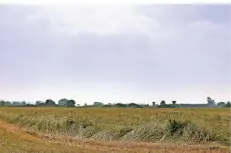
0 4 230 104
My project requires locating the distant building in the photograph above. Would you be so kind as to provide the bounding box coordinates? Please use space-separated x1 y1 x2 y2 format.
179 104 208 108
93 102 104 106
36 101 44 105
178 97 217 108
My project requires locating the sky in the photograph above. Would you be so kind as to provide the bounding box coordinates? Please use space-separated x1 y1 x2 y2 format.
0 4 230 104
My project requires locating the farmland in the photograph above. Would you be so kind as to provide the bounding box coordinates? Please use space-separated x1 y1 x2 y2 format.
0 107 230 152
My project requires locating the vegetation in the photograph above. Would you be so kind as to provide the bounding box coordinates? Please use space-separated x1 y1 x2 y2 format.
225 101 230 107
0 97 230 151
0 97 229 108
0 107 229 146
1 123 227 153
0 106 230 152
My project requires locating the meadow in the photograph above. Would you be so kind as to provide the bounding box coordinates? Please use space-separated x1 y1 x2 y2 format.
0 107 230 152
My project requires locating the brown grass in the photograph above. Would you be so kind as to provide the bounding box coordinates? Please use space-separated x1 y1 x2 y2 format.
0 107 230 152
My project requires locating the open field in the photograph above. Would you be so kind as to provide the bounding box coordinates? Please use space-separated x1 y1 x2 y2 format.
0 107 230 152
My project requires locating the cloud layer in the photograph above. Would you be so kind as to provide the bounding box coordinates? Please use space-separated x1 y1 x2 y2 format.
0 5 230 104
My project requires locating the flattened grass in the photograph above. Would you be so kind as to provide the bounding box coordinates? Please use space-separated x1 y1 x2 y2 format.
0 107 230 145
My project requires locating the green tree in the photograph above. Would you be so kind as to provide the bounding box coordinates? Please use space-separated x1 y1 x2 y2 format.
12 101 21 106
67 100 76 107
115 103 127 107
225 101 231 107
45 99 56 105
58 98 69 106
160 100 166 106
36 101 43 105
157 100 168 108
4 101 11 106
172 101 176 105
128 103 142 108
207 97 216 106
217 102 226 107
0 100 5 106
21 101 26 105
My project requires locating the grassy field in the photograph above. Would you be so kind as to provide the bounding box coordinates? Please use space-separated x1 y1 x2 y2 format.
0 107 230 152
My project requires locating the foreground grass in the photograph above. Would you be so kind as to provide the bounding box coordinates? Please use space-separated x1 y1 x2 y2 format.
0 120 229 153
0 107 230 147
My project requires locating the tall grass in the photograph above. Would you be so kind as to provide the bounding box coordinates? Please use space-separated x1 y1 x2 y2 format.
0 107 229 145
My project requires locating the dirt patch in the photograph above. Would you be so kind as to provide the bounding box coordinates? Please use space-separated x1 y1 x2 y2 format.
0 120 41 141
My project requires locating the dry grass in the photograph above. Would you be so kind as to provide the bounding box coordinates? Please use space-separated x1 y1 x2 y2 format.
0 107 230 152
0 120 229 153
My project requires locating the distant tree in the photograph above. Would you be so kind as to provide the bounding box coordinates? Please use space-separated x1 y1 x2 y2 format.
12 101 21 106
103 103 113 107
21 101 26 105
157 100 168 108
115 103 127 107
45 99 56 105
172 101 176 105
58 98 69 106
67 100 76 107
0 100 5 106
217 102 226 107
103 104 111 108
36 101 42 105
225 101 231 107
152 102 156 107
160 100 166 106
128 103 142 108
140 104 150 108
207 97 216 106
4 101 12 106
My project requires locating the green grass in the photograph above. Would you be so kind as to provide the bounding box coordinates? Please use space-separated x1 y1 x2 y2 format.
0 107 230 146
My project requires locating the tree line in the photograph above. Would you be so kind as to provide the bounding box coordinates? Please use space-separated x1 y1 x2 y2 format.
0 97 230 108
0 98 76 107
